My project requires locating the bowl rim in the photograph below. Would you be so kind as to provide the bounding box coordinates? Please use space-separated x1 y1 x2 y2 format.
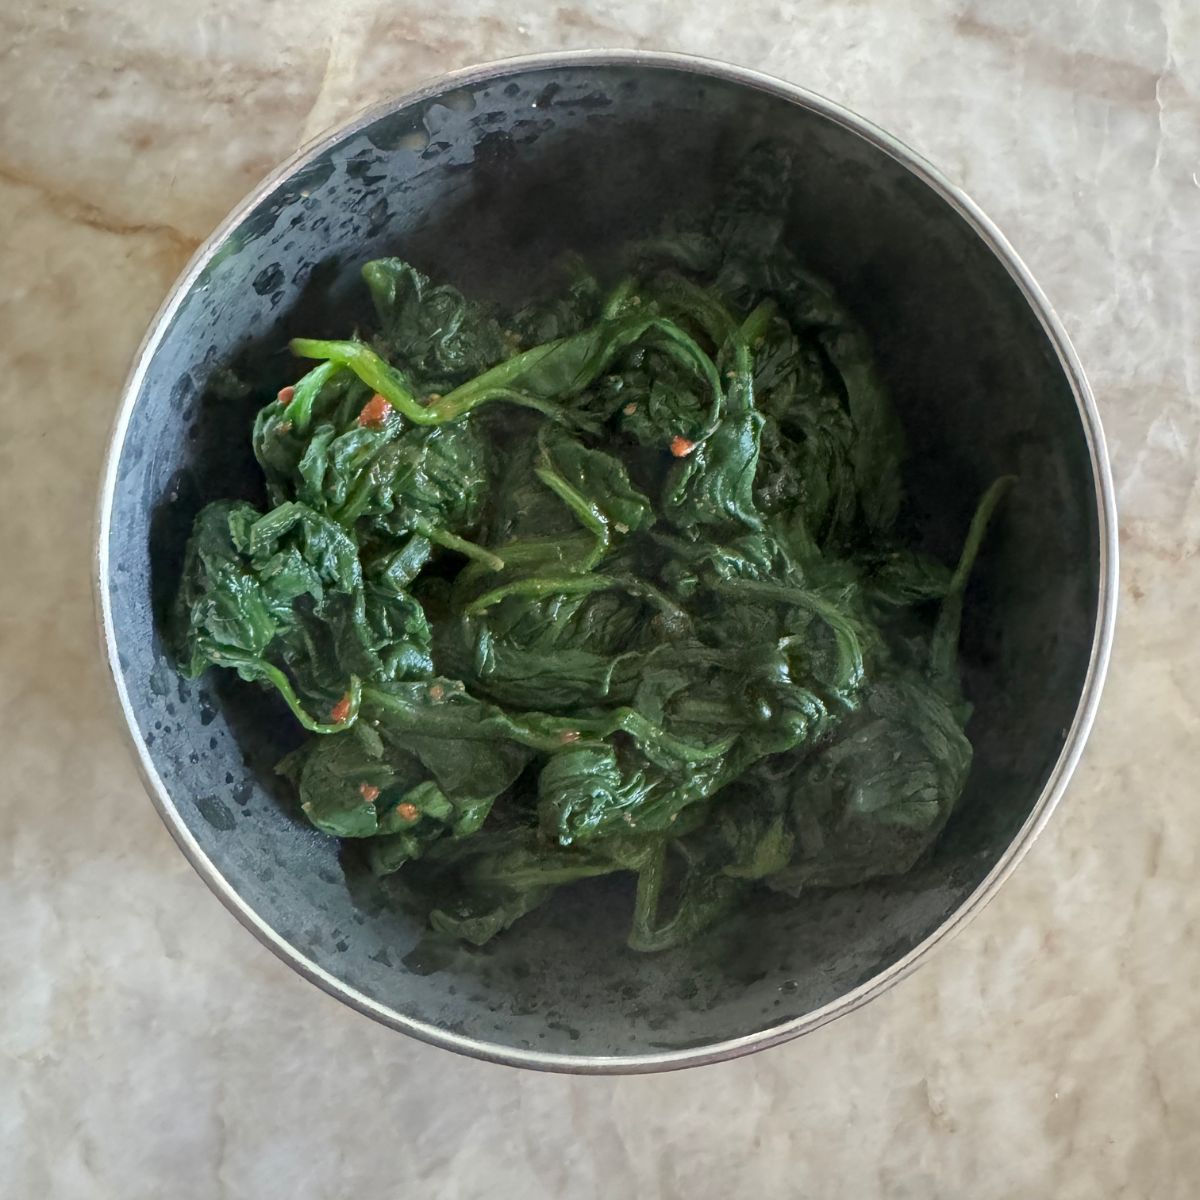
95 47 1119 1074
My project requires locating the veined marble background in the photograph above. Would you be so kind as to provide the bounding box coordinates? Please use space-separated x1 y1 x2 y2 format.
1 1 1197 1196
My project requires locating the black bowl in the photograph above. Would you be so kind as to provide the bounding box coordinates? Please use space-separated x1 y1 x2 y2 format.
98 51 1116 1071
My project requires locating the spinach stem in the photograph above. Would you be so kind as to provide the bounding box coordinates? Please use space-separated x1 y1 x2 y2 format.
416 521 504 572
207 647 361 733
930 475 1016 681
533 463 610 570
290 338 428 421
464 573 617 616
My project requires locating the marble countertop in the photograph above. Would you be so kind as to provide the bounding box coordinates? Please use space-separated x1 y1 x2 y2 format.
2 1 1197 1196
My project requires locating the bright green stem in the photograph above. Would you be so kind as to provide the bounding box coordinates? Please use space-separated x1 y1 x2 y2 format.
453 386 590 426
290 339 428 421
533 464 610 570
208 647 361 733
464 573 617 616
264 667 362 733
433 340 576 415
292 340 591 428
415 520 505 572
286 361 342 432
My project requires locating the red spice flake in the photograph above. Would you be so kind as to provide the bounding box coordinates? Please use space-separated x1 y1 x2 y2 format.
358 393 392 428
427 684 446 703
559 729 581 744
277 385 296 406
622 402 638 416
330 692 353 723
396 802 420 823
359 783 381 803
670 436 696 458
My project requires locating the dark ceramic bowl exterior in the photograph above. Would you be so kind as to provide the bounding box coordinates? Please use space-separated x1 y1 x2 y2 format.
97 51 1116 1072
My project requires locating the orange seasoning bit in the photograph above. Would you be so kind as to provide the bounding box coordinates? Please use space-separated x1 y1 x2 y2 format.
670 436 696 458
359 783 381 803
396 802 420 823
559 729 581 745
427 683 446 703
357 393 392 429
330 692 353 724
276 385 296 406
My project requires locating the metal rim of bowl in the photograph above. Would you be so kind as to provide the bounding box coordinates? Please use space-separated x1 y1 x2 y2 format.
95 48 1119 1074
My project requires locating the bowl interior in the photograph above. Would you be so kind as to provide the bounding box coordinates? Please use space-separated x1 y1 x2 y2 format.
104 59 1102 1066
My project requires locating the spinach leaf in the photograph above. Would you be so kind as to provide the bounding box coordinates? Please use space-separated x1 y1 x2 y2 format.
765 675 974 893
661 337 764 535
362 258 508 389
510 255 604 344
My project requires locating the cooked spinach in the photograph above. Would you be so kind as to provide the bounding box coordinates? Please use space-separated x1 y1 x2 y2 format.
174 146 1010 950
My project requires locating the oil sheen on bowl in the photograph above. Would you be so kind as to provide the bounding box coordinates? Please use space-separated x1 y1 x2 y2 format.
97 51 1116 1072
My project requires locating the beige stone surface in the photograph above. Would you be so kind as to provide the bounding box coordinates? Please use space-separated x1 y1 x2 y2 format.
1 2 1197 1196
